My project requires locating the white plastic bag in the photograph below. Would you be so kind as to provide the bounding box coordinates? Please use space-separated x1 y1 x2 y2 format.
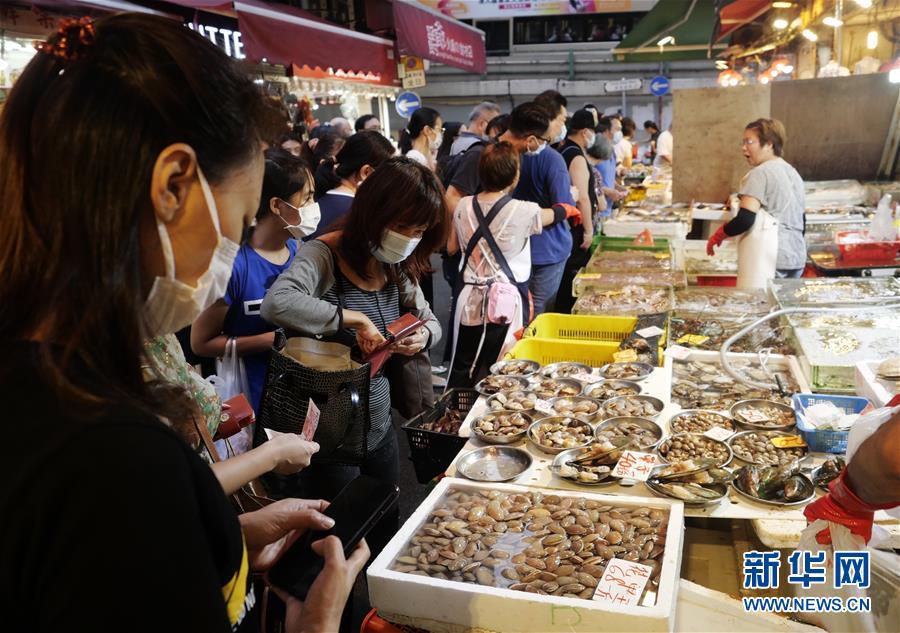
207 338 253 457
869 194 896 241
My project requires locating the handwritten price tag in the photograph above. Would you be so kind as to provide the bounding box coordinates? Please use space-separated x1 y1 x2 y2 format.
665 345 692 361
302 399 320 441
572 372 597 383
534 399 554 414
613 349 639 362
611 450 659 481
704 426 734 442
740 408 770 424
636 326 665 338
593 559 654 607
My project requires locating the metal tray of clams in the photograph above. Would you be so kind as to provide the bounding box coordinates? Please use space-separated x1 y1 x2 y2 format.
486 390 538 413
548 396 603 422
540 361 594 381
656 433 733 467
602 395 664 420
470 411 533 445
582 379 643 402
527 416 594 454
728 430 808 466
528 377 583 400
729 399 796 431
645 461 732 507
598 361 654 382
489 359 541 377
550 446 621 487
668 409 735 435
475 374 531 396
595 416 663 450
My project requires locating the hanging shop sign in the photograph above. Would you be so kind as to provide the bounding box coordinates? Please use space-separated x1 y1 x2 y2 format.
393 0 486 74
186 22 246 59
399 56 427 89
395 91 422 118
415 0 658 21
604 78 643 93
649 75 670 96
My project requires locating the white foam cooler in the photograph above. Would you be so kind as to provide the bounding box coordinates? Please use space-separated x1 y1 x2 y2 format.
368 477 685 632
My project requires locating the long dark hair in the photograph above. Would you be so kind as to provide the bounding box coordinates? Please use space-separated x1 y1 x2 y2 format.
314 130 394 197
336 157 449 284
398 107 440 155
0 13 272 417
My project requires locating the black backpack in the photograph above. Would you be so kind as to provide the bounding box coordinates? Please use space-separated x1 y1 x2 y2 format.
440 139 486 189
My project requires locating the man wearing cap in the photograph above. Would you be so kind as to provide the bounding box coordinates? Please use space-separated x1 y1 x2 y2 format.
555 108 602 312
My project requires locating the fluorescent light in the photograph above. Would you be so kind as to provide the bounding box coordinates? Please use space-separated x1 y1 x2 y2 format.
772 1 792 7
823 16 843 27
759 75 770 84
890 68 900 83
782 64 794 73
855 0 873 8
773 18 789 29
867 30 879 49
802 29 818 41
790 17 802 29
656 36 675 47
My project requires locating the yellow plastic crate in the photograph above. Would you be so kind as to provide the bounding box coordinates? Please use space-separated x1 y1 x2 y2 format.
524 313 637 342
504 338 620 367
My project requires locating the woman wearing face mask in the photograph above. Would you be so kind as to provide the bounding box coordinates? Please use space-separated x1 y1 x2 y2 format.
308 130 395 241
0 14 368 633
191 148 319 413
398 107 443 171
707 118 806 288
261 157 447 557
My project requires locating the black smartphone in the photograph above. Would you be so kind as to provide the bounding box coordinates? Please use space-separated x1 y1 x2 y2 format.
267 475 399 600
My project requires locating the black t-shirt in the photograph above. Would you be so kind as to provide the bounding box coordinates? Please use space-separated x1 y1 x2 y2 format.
448 143 486 196
559 138 599 215
0 342 257 632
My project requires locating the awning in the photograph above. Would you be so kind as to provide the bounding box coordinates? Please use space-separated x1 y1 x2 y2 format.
392 0 486 74
614 0 725 62
716 0 771 41
234 0 398 86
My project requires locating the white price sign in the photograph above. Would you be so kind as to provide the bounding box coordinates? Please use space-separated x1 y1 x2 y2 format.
665 345 692 361
636 326 665 338
611 450 659 481
593 559 654 607
740 409 770 424
572 372 597 383
534 399 554 414
703 426 734 442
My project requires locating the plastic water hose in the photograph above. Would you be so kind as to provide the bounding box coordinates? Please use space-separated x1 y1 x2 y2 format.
719 302 900 390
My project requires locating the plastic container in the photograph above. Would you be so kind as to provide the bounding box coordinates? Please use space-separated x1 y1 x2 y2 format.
592 235 671 254
572 269 687 296
835 230 900 265
524 313 637 342
505 337 620 367
696 276 737 287
792 393 871 454
402 389 476 483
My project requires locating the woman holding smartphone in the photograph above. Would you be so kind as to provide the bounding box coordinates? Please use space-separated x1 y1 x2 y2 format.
0 14 365 632
262 157 447 556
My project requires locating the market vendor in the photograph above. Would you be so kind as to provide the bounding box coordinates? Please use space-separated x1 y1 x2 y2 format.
706 118 807 288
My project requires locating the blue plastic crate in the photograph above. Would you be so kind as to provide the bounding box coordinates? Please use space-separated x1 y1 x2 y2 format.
792 393 870 454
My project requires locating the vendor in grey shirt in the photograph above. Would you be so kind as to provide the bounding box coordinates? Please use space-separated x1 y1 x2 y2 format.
707 118 807 277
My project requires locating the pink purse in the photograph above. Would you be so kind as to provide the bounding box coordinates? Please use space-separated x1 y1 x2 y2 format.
486 281 519 324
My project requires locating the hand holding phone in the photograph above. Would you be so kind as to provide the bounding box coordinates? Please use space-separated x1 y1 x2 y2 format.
391 327 428 356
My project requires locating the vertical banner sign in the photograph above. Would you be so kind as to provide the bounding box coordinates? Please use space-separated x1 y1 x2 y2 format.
393 0 487 74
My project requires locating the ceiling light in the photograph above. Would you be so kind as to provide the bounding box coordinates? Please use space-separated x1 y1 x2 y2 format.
772 1 792 7
802 29 818 41
773 18 789 29
855 0 873 8
656 35 675 47
790 17 802 29
715 60 729 70
823 16 843 27
867 30 879 49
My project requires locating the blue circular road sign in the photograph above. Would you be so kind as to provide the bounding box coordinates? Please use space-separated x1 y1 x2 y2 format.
649 75 671 96
395 91 422 118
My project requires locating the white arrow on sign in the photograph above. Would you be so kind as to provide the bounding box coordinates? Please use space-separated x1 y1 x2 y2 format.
604 78 643 93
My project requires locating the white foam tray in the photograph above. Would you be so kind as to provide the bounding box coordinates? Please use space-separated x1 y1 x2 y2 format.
368 477 685 633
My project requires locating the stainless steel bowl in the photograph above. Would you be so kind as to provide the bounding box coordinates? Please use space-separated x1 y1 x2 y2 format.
595 416 664 450
548 396 603 421
644 478 729 507
484 391 538 414
668 409 735 435
655 432 734 467
551 447 618 487
582 379 643 401
540 362 594 381
470 411 532 445
527 417 594 454
455 446 533 482
475 375 530 397
730 399 796 432
489 359 541 377
598 362 654 382
731 471 815 507
601 395 665 421
728 430 808 466
528 377 583 400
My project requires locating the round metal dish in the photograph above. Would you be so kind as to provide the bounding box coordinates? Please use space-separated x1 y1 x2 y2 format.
582 379 643 401
548 396 603 421
475 375 530 397
602 395 665 421
455 446 533 482
489 359 541 377
485 391 538 414
595 416 663 450
551 447 618 487
728 430 808 466
731 472 815 507
540 362 593 381
527 417 594 454
470 411 532 445
644 478 729 507
668 409 735 435
528 377 583 399
730 399 796 431
656 432 733 467
598 362 654 382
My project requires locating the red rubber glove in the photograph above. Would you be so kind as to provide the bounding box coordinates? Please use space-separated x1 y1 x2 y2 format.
802 469 893 545
706 225 727 256
554 203 582 226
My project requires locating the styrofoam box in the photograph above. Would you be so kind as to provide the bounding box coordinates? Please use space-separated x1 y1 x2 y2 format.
855 360 895 408
368 477 685 633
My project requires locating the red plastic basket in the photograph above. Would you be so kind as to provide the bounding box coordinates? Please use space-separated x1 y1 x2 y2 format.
835 231 900 265
696 275 737 286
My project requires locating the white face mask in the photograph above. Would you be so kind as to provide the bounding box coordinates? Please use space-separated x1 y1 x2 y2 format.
585 131 597 148
371 229 422 264
554 124 567 144
613 130 624 144
144 166 239 336
429 130 443 152
526 140 547 157
280 200 321 240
